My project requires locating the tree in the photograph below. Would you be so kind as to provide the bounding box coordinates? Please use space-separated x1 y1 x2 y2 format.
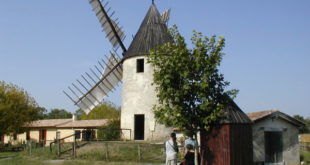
80 102 121 140
293 115 310 133
147 25 237 164
74 109 86 120
97 119 121 140
44 108 72 119
80 102 120 120
0 81 45 135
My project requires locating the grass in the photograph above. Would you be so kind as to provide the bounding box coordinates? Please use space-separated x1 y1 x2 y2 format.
0 141 167 165
301 151 310 163
0 155 162 165
77 142 166 163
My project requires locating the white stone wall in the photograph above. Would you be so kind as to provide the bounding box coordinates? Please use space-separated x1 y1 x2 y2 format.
121 56 172 141
252 118 300 165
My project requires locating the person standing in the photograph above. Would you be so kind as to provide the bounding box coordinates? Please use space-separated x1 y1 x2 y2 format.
184 134 197 151
165 132 179 165
181 144 201 165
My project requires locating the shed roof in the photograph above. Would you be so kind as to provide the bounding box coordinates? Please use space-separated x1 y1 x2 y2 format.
220 94 253 124
124 4 172 58
247 110 305 127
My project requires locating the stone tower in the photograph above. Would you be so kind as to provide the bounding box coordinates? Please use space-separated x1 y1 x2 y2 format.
121 4 173 141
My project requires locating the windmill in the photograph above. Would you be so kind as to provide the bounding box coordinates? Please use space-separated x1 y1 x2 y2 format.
63 0 173 140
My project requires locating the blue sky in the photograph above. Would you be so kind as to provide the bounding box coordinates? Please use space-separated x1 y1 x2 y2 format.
0 0 309 117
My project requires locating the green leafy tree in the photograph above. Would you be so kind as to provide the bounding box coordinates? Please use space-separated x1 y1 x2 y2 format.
147 25 237 164
74 109 86 120
44 108 72 119
80 102 120 120
293 115 310 133
80 102 121 140
0 81 45 135
97 119 121 141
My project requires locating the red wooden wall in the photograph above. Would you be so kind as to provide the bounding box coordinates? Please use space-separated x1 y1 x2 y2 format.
200 124 253 165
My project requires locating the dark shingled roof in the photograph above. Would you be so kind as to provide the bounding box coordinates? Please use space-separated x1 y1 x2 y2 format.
124 4 172 58
220 94 253 124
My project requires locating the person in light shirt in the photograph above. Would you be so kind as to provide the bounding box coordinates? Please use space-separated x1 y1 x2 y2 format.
184 135 197 151
165 132 179 165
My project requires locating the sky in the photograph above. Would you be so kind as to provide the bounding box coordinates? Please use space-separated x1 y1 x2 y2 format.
0 0 309 117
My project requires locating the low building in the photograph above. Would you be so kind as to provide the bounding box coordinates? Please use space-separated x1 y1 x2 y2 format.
247 110 305 165
299 134 310 143
1 118 108 146
201 95 253 165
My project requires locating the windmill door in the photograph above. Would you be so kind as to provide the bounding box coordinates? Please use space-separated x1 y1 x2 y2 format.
134 115 145 140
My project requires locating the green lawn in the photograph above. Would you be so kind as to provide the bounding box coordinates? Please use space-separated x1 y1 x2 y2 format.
0 153 163 165
301 151 310 163
0 152 19 160
0 142 166 165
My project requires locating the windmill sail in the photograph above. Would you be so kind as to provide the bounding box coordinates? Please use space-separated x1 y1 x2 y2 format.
64 53 123 113
161 9 171 24
89 0 126 52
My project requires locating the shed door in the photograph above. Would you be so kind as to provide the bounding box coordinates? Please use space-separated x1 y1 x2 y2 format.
265 131 283 163
134 115 145 140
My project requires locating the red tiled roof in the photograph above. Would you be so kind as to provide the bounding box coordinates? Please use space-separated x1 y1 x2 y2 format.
25 119 72 128
24 119 109 128
246 110 279 121
246 110 305 127
57 119 109 128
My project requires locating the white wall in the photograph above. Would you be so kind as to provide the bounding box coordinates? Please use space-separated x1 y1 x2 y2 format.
121 56 172 141
252 117 300 165
3 133 26 144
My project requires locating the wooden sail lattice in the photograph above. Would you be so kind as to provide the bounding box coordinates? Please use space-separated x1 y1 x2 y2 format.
89 0 126 52
64 1 172 113
63 52 123 113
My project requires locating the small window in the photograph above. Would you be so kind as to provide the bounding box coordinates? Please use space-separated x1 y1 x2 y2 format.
136 59 144 73
13 134 17 140
75 130 81 140
26 131 30 140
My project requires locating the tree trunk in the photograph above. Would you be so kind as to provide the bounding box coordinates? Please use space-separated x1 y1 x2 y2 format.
199 129 207 165
194 132 199 165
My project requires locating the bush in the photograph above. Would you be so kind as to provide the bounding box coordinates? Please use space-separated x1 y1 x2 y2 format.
97 119 121 141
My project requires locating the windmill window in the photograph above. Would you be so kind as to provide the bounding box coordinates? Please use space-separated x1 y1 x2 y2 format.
136 59 144 73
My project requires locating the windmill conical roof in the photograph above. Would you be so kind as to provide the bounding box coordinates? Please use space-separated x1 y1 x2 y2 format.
125 4 172 58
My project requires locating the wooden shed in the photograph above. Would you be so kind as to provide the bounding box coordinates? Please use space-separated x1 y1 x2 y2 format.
200 95 253 165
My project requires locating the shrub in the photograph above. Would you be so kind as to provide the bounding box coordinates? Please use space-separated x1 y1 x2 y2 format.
97 119 121 141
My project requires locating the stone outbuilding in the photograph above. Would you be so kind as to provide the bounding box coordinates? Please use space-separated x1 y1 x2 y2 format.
247 110 305 165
